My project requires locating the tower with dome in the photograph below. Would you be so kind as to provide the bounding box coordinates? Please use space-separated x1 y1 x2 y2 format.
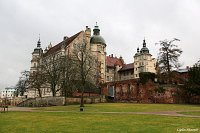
133 39 156 78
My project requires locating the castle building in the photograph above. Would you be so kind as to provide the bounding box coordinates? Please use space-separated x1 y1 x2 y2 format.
28 25 156 97
106 54 124 82
105 39 156 82
28 25 107 97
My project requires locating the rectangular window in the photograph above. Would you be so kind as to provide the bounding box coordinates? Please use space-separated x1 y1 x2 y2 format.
146 62 148 65
97 46 102 51
107 76 109 81
131 72 133 75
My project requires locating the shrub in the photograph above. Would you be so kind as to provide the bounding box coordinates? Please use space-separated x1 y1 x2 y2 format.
139 72 156 84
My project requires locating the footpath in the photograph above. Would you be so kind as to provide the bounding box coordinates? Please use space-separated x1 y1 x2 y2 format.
7 107 200 118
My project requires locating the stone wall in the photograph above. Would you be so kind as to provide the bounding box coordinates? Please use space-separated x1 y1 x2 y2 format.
17 95 106 107
102 79 200 104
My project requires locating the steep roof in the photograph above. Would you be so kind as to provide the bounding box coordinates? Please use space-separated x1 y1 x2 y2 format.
44 31 82 57
106 56 123 67
118 63 134 72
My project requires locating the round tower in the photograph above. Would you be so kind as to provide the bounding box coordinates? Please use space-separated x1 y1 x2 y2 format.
90 24 106 83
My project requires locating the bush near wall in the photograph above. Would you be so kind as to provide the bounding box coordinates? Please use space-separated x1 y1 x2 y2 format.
139 72 156 84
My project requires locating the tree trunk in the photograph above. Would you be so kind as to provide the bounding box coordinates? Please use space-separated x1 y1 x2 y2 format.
166 52 171 83
52 89 56 97
80 87 84 107
37 88 42 97
64 87 67 105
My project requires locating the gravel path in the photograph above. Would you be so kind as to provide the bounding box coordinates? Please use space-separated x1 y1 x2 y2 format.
7 107 200 118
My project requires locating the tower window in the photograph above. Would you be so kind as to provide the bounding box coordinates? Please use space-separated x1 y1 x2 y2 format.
107 76 109 81
97 46 102 51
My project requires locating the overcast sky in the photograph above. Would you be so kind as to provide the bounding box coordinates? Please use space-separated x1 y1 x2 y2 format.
0 0 200 90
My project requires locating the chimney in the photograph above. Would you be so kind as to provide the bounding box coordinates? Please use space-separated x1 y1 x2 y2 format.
63 36 69 40
44 47 48 53
186 66 190 69
85 26 91 36
111 54 113 58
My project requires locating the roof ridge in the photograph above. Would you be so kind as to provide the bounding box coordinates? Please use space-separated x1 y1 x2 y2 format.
44 31 82 57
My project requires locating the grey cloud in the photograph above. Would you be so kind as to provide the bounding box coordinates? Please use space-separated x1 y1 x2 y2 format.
0 0 200 89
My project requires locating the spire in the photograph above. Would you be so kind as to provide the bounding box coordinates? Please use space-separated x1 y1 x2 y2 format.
93 23 100 35
37 34 41 48
143 39 146 47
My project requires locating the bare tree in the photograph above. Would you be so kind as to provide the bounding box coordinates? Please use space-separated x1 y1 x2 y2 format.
59 53 77 105
42 54 61 97
30 67 46 97
156 38 183 81
72 40 97 107
16 70 30 96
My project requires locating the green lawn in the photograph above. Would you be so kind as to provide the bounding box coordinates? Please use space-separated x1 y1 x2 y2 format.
35 103 200 112
0 111 199 133
1 103 200 133
178 111 200 116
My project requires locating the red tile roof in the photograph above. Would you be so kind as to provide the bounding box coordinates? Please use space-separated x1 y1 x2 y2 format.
118 63 134 72
44 31 82 57
106 56 123 67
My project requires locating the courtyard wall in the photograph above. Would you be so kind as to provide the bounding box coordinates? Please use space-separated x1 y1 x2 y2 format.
102 79 200 104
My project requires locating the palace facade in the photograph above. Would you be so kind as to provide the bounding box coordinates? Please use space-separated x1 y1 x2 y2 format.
28 25 156 97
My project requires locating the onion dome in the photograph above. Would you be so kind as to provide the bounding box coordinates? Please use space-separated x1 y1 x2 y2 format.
134 47 141 56
33 37 43 54
90 24 106 45
37 37 41 48
140 39 150 54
